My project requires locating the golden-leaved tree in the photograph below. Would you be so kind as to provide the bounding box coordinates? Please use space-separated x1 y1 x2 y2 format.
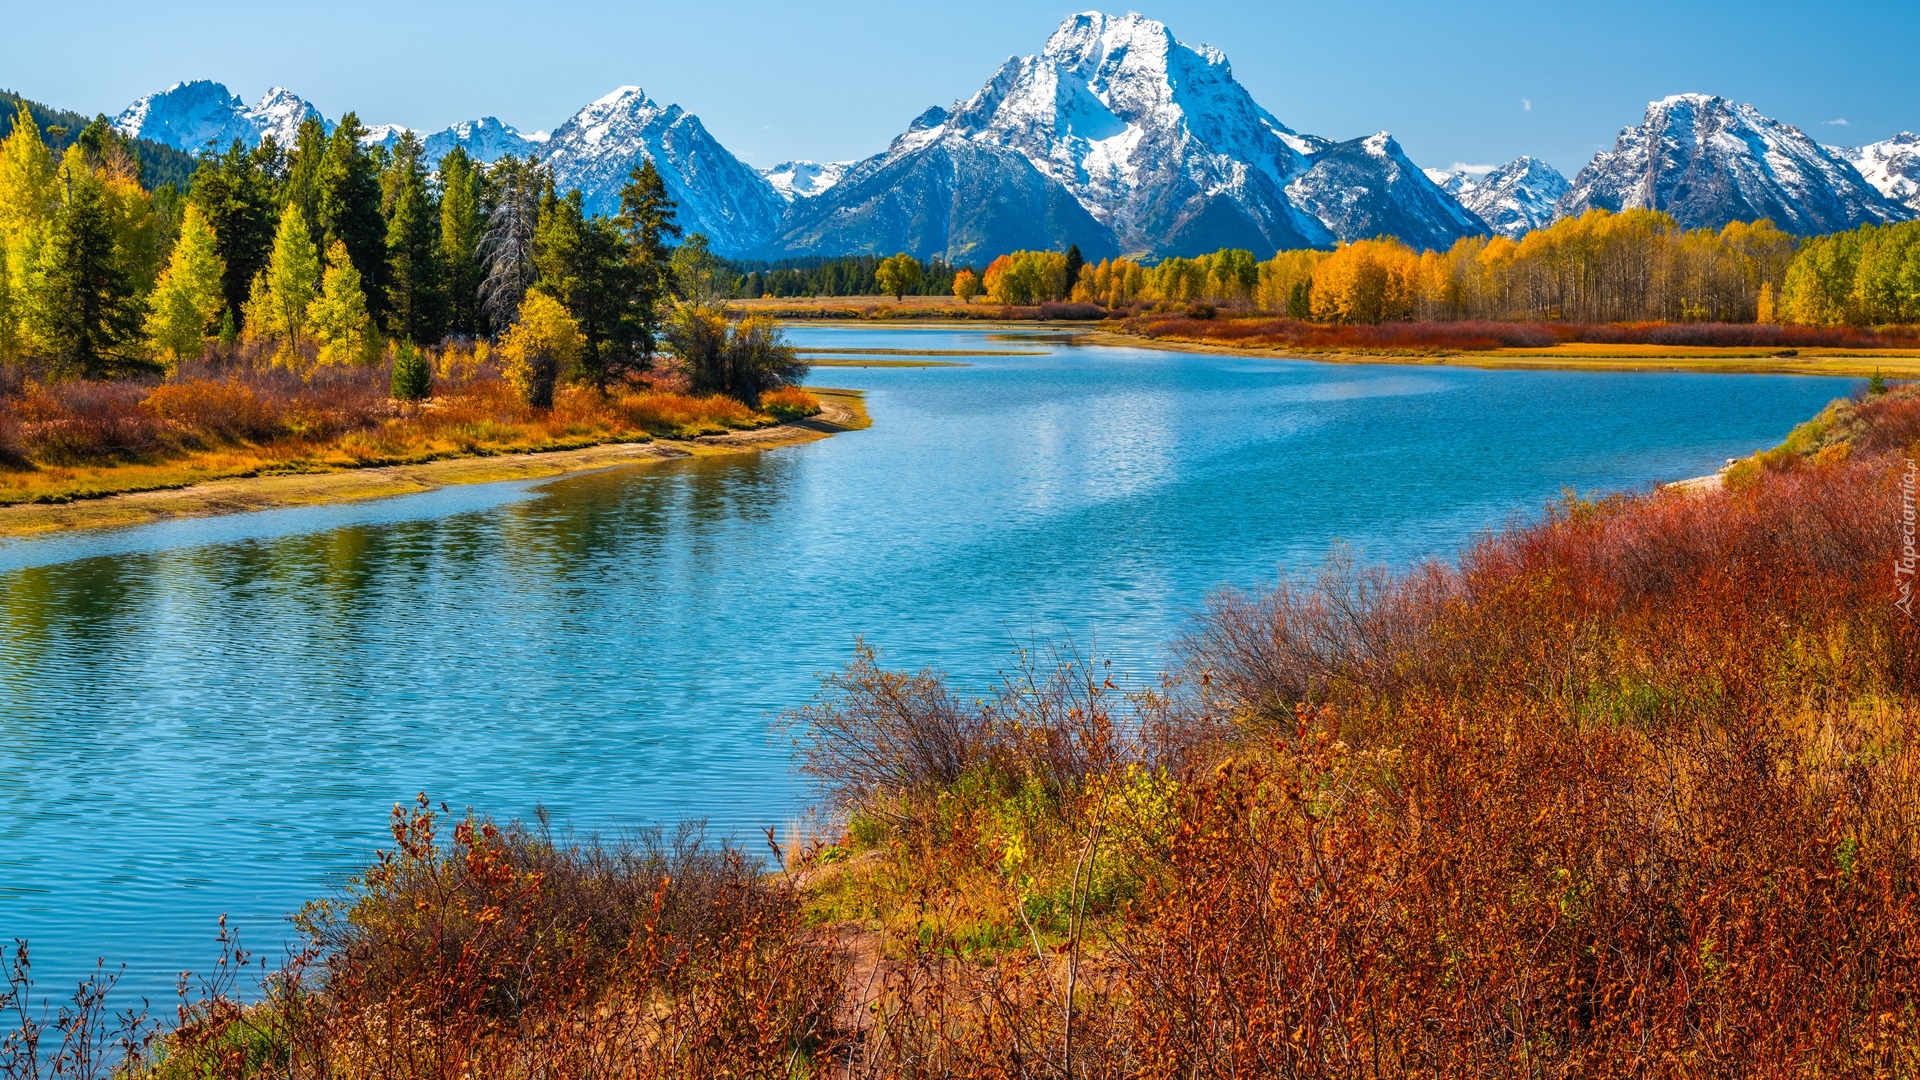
246 204 321 362
146 204 227 367
308 239 376 366
500 290 583 408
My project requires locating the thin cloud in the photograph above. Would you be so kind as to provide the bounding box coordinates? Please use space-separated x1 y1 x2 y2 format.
1450 162 1499 176
1522 98 1532 112
1824 118 1850 126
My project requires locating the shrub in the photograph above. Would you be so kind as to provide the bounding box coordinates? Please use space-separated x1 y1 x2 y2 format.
757 385 820 421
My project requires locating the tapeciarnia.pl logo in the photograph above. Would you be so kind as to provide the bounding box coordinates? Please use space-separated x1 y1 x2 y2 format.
1899 458 1917 617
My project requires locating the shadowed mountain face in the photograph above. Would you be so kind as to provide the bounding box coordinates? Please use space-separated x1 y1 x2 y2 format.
764 113 1119 264
755 11 1476 261
1429 157 1570 239
1558 94 1913 234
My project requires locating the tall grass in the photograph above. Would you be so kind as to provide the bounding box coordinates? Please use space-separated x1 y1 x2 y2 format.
1131 315 1920 353
6 389 1915 1076
0 353 798 505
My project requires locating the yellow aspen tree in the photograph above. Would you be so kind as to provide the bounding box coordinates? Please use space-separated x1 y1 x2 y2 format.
146 204 227 367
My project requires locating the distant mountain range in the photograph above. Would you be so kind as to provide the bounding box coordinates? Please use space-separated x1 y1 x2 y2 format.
108 15 1919 261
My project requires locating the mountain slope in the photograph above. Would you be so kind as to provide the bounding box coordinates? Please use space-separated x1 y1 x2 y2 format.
771 12 1486 261
1286 132 1487 249
113 80 327 152
1832 133 1920 214
1557 94 1911 233
761 160 852 201
537 86 784 258
762 108 1119 263
1427 156 1568 239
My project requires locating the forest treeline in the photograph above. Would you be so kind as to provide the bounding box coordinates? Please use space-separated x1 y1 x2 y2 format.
0 90 199 190
980 211 1920 327
0 104 804 406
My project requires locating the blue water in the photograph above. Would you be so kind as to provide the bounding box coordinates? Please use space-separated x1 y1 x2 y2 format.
0 325 1848 1000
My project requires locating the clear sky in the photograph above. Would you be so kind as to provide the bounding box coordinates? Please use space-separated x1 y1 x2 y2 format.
10 0 1918 177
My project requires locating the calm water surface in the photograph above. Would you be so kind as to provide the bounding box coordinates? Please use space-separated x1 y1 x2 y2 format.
0 326 1849 997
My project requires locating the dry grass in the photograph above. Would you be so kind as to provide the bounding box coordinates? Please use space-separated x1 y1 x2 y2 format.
0 355 790 507
8 385 1918 1077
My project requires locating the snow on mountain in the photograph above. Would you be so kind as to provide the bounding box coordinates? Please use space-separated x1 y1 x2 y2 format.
1831 132 1920 214
761 160 852 201
359 118 541 168
1285 133 1489 249
1427 156 1569 238
764 12 1484 262
766 106 1120 264
537 86 784 258
114 81 327 152
424 117 542 166
247 86 325 148
1558 94 1912 233
359 124 414 153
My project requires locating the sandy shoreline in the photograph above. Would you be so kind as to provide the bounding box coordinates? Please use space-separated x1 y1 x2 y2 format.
0 391 867 540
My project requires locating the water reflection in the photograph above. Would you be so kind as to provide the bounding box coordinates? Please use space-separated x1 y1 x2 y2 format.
0 332 1852 1000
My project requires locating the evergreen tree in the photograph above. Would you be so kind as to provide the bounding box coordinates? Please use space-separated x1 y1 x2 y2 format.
532 188 635 390
389 339 431 401
256 204 320 360
438 146 484 336
308 239 375 366
616 158 680 361
670 232 721 302
479 154 547 331
281 115 329 236
35 163 148 377
383 132 446 344
145 203 226 366
1064 243 1085 292
188 139 278 331
317 113 386 327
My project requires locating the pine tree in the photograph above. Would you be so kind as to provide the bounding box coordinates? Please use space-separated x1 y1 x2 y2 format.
281 115 329 237
317 114 386 327
383 132 446 344
1064 243 1085 292
35 163 147 377
479 155 547 331
389 339 431 401
308 239 375 366
188 139 278 331
258 204 320 361
145 203 226 366
438 146 484 336
531 189 637 390
616 158 680 361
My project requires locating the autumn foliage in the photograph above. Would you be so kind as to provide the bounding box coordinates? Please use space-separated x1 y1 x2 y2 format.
8 390 1919 1077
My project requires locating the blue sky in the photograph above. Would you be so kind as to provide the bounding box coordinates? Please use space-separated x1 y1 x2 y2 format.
12 0 1919 176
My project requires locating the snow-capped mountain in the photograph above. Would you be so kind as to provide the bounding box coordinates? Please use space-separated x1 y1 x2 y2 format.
360 118 543 167
537 86 785 257
1285 133 1488 250
1831 133 1920 214
762 12 1482 262
1558 94 1912 233
761 160 852 201
114 81 326 152
1426 156 1569 239
766 107 1121 264
425 117 545 166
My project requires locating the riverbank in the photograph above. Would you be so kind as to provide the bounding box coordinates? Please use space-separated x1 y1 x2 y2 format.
1082 328 1920 378
0 388 867 539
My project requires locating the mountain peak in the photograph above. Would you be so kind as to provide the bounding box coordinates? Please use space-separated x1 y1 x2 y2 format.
1432 156 1570 238
114 79 326 153
1560 93 1912 233
1833 131 1920 213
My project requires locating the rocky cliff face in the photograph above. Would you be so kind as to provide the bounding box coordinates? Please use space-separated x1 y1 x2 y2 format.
1557 94 1913 233
1428 156 1569 239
